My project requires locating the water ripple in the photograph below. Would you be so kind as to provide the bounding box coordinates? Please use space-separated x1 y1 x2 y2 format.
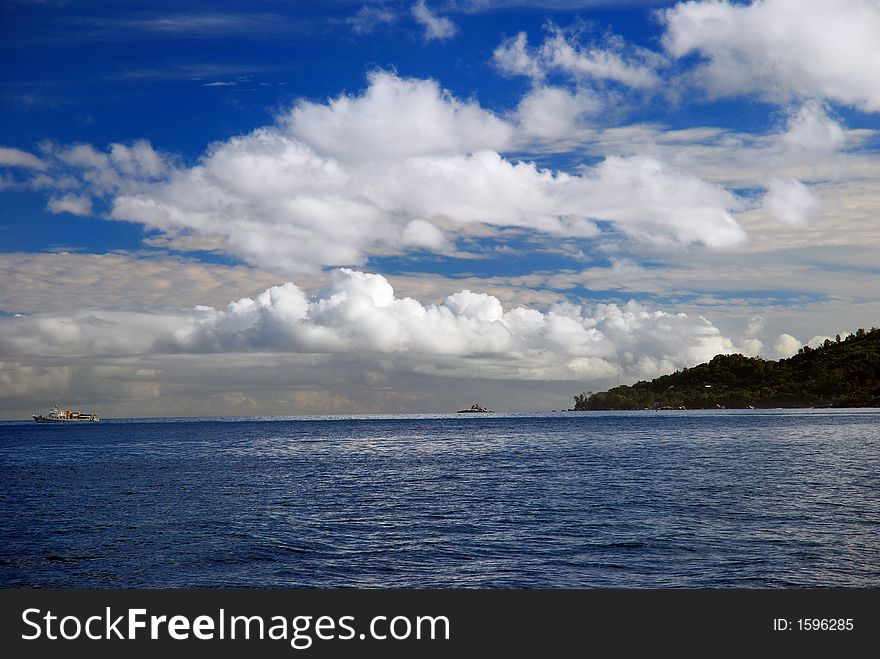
1 410 878 587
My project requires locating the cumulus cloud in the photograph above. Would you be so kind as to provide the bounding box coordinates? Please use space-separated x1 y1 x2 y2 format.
661 0 880 111
411 1 457 41
745 316 764 337
773 333 802 358
0 269 737 382
494 27 662 88
782 101 846 154
514 85 602 141
492 25 662 137
401 218 449 250
47 194 93 216
806 334 834 349
28 72 746 274
739 338 763 356
582 156 745 247
762 178 823 227
285 72 514 161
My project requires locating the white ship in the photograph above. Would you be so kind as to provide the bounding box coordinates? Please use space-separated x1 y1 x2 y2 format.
33 404 100 423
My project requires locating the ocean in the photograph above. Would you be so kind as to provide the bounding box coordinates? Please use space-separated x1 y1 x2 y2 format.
1 410 877 588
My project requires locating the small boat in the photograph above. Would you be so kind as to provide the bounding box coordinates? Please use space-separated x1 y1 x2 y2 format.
457 403 492 413
33 404 100 423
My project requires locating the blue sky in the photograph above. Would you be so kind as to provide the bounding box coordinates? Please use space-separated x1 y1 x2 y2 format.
1 0 879 417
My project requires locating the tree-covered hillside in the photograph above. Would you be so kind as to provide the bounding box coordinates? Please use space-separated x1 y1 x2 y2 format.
574 327 880 410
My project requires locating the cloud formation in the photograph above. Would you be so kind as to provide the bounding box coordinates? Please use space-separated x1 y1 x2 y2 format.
494 26 661 88
22 72 746 274
0 251 288 314
411 1 457 41
782 101 847 154
348 5 398 35
513 85 602 141
285 72 514 160
588 100 856 194
47 194 93 216
773 333 802 358
491 24 664 139
0 269 738 382
662 0 880 111
761 178 822 227
0 147 47 170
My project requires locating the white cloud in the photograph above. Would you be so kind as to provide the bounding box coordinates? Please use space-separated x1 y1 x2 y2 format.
46 139 172 196
773 333 802 358
806 334 834 349
47 194 93 216
411 1 457 41
762 178 823 227
745 316 764 337
348 5 398 35
661 0 880 111
0 310 189 358
493 32 544 80
33 72 746 274
401 218 449 250
587 100 858 189
514 85 601 141
782 101 846 154
582 155 745 248
0 147 47 170
0 268 737 382
285 71 514 161
494 26 662 88
539 28 661 89
739 338 763 356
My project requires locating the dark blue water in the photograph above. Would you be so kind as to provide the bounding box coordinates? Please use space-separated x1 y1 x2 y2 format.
1 410 878 588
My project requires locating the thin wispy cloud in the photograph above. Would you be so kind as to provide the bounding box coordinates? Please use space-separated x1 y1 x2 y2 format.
0 147 47 170
347 4 398 34
495 24 663 89
118 63 280 82
5 11 305 44
119 13 294 37
411 1 458 41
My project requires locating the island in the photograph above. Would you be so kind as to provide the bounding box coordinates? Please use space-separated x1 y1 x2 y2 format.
574 326 880 410
457 403 493 413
